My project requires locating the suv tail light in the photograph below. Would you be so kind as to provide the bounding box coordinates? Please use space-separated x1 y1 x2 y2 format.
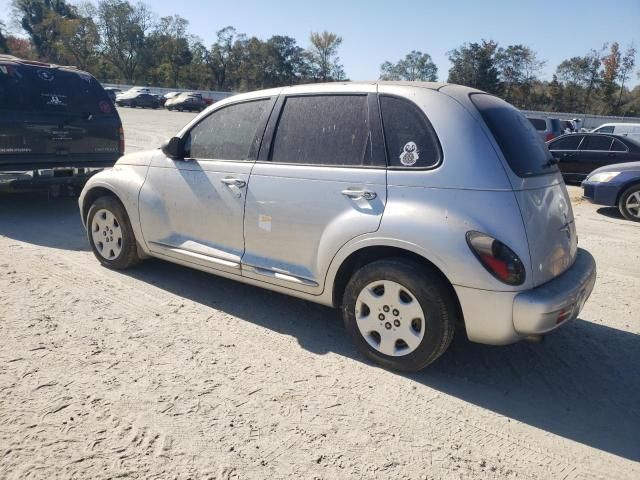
119 127 125 155
545 132 555 142
466 231 526 286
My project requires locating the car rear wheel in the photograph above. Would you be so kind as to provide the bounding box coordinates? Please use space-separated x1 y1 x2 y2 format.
131 101 137 108
87 196 141 269
342 258 456 371
619 184 640 222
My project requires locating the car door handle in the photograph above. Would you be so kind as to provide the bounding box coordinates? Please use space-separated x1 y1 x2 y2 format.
341 189 377 201
221 177 246 188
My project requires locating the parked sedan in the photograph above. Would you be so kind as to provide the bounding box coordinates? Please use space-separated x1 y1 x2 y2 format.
547 133 640 182
582 162 640 222
165 92 207 112
116 91 161 109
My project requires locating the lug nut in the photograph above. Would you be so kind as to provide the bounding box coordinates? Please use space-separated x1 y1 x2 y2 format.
378 314 385 321
385 322 392 330
383 306 390 313
392 309 400 316
394 320 400 327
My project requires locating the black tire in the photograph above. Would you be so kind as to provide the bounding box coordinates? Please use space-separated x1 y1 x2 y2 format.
177 106 183 112
131 101 137 108
342 258 457 371
618 184 640 222
86 196 141 269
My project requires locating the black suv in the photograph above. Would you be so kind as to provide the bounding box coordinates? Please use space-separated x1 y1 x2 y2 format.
0 56 123 188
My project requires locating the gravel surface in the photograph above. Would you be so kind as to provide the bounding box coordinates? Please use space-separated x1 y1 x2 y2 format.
0 107 638 479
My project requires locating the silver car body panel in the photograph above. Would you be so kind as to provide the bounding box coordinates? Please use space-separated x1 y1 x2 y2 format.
80 81 596 346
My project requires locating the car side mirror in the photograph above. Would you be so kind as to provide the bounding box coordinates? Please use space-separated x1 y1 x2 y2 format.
162 136 186 160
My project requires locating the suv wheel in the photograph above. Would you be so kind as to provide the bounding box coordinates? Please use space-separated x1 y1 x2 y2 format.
619 185 640 222
342 258 456 371
87 196 141 269
131 101 137 108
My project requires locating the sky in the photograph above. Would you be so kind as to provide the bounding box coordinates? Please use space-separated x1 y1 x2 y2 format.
1 0 639 86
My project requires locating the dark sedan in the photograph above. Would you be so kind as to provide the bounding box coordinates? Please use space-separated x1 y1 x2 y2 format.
582 161 640 221
547 133 640 182
116 92 161 109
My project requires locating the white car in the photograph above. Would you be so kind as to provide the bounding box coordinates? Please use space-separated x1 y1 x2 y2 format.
592 123 640 142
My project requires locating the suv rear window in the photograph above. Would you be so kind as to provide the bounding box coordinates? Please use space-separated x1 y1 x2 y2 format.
471 94 556 177
528 118 546 130
0 64 114 116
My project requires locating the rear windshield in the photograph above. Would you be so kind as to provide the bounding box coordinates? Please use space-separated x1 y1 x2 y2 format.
528 118 546 130
471 94 556 177
0 63 115 116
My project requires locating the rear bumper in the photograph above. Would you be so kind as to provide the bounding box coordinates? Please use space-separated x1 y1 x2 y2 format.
455 248 596 345
513 248 596 335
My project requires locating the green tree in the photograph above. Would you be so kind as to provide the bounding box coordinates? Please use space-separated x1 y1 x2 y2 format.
207 26 239 90
447 40 501 94
0 21 9 53
495 44 545 107
379 50 437 81
308 30 343 82
147 15 192 87
617 45 636 110
53 2 100 70
556 48 603 113
96 0 153 83
11 0 77 61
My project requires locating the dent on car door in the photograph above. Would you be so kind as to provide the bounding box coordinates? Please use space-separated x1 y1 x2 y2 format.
242 93 387 293
138 98 275 274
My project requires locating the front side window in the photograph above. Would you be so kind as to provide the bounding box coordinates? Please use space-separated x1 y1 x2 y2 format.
186 99 270 160
380 96 441 168
580 135 613 151
270 95 374 167
549 135 584 151
595 125 614 134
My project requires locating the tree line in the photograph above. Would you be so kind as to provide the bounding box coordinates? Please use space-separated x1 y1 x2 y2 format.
2 0 639 116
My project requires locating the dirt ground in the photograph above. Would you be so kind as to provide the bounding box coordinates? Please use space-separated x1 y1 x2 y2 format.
0 108 639 479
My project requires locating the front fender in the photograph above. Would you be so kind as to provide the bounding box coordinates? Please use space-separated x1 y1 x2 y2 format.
79 161 151 248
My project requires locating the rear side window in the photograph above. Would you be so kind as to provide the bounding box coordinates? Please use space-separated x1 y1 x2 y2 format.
611 139 627 152
581 135 613 151
470 94 556 177
528 118 546 130
270 95 374 167
0 64 114 116
186 99 269 160
549 135 583 150
380 96 441 168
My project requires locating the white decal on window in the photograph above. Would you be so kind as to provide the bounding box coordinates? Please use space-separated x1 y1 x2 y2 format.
400 141 419 166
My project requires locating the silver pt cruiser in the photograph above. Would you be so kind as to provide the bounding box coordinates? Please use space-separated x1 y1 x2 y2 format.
79 82 597 371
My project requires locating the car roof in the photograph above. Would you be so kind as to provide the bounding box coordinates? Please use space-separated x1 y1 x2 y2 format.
0 54 90 76
596 122 640 128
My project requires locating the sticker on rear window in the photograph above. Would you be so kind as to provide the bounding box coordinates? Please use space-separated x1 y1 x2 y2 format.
41 93 67 106
37 70 55 81
400 141 419 166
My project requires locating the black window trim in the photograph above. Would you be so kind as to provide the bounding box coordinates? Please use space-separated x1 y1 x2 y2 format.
378 93 443 171
183 96 278 162
257 92 387 169
610 138 630 153
548 134 586 152
578 134 618 153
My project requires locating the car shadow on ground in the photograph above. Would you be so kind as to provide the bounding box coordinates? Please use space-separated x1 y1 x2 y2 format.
596 206 625 220
2 192 639 461
0 193 90 251
125 258 640 462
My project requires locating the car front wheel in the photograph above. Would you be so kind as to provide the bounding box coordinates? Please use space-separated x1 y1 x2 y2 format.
342 258 457 371
619 184 640 222
87 196 141 269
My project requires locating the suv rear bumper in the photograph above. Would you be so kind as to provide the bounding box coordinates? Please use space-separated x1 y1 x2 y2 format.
454 248 596 345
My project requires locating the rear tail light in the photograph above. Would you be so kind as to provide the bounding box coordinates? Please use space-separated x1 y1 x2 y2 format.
545 132 555 142
119 127 125 155
466 231 526 286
